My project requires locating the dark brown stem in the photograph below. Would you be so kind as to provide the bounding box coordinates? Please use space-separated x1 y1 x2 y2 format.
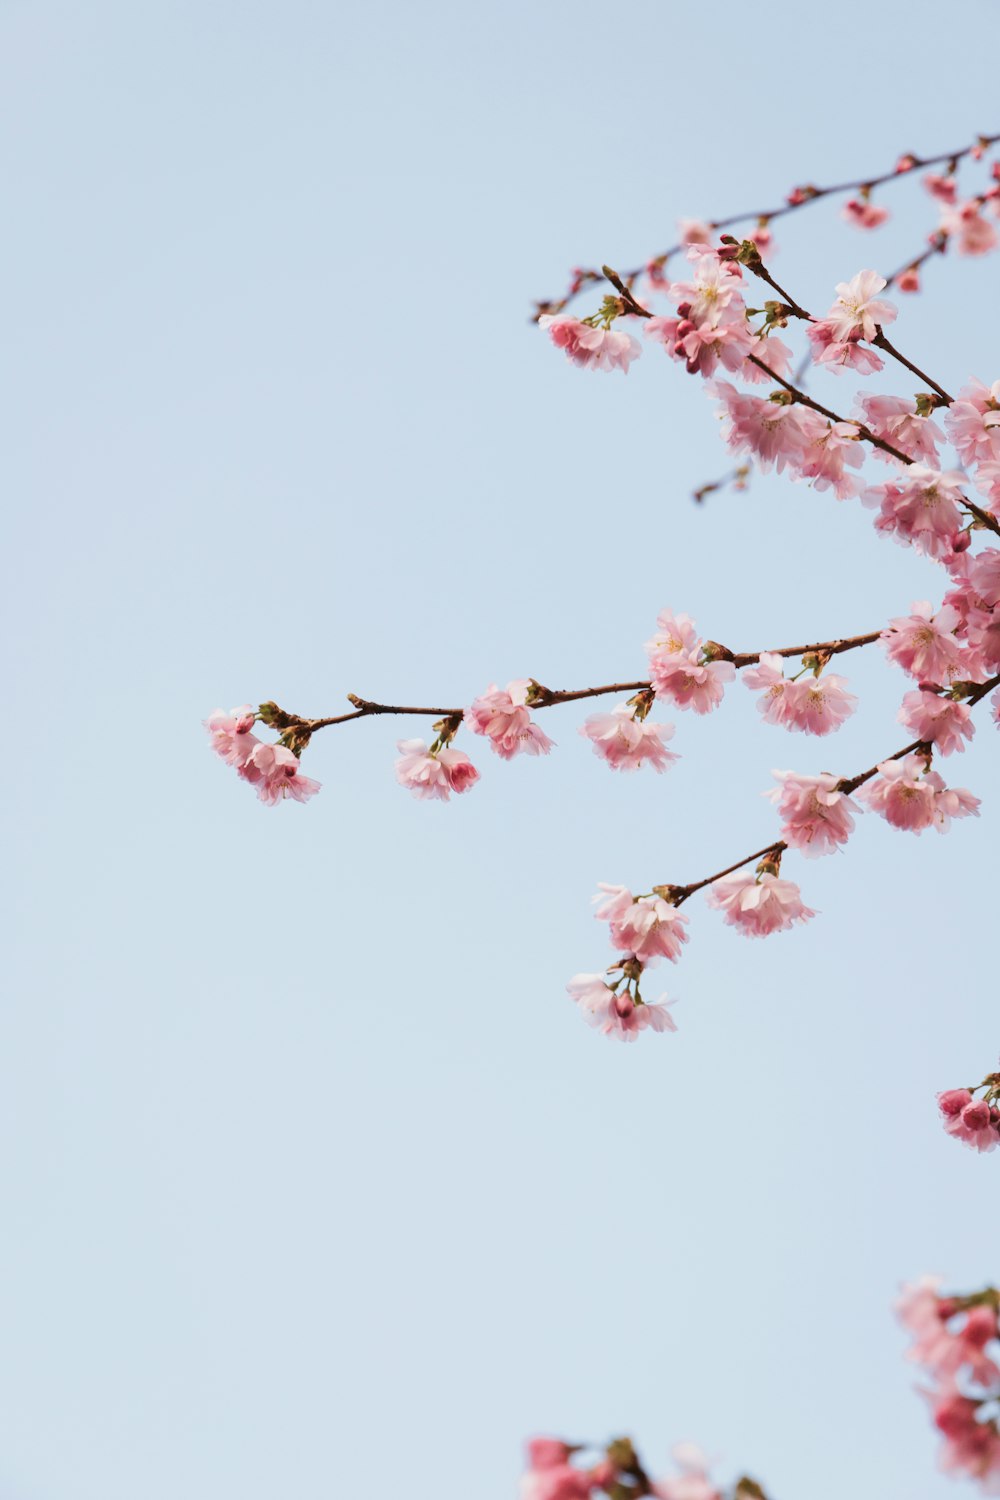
670 842 788 905
836 739 929 796
872 327 953 403
291 634 885 735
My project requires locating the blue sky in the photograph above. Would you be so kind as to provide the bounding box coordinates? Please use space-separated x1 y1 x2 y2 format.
3 2 1000 1496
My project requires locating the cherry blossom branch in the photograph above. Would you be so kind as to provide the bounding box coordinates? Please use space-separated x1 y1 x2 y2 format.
665 841 786 906
262 631 884 739
652 673 999 902
605 262 978 500
534 129 1000 316
741 350 1000 536
520 1433 770 1500
734 246 958 406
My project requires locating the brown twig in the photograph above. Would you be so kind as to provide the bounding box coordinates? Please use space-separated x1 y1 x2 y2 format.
282 632 885 735
534 130 1000 318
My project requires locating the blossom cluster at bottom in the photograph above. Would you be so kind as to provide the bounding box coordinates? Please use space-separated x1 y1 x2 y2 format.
520 1435 768 1500
898 1279 1000 1490
938 1069 1000 1152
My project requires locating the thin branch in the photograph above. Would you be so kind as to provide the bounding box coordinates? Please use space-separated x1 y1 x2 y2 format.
286 632 885 735
872 327 954 404
669 841 787 905
534 130 1000 317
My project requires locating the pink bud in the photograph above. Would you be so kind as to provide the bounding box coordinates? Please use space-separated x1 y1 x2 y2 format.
614 994 635 1020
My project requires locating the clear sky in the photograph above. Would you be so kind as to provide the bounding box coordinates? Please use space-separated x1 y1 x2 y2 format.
3 2 1000 1496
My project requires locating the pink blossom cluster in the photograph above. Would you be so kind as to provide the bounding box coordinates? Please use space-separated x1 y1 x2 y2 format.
204 705 322 805
643 246 767 380
938 1069 1000 1153
704 866 815 938
570 852 815 1040
520 1437 732 1500
857 752 979 835
742 653 857 735
538 314 641 374
465 679 554 759
946 379 1000 519
646 609 735 715
898 1279 1000 1490
806 269 896 375
767 771 858 857
714 381 866 497
394 739 479 801
519 1439 613 1500
865 467 971 560
579 700 678 773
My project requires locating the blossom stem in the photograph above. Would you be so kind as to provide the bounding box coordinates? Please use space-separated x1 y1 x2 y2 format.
287 633 885 735
670 842 788 905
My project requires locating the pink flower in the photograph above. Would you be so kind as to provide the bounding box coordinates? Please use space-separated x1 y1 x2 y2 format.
465 680 555 760
806 270 896 374
824 270 898 340
741 655 857 735
864 467 968 561
526 1441 573 1471
898 690 975 755
395 739 479 801
842 198 890 230
644 256 753 378
924 172 958 205
539 315 641 373
767 770 858 857
677 217 714 247
943 378 1000 466
806 320 885 376
896 266 921 293
646 609 735 715
580 703 678 772
566 974 677 1043
882 603 967 682
932 1390 1000 1486
855 393 945 466
943 199 1000 256
653 1444 722 1500
786 674 858 735
974 459 1000 517
593 884 689 965
705 870 815 938
857 753 980 834
711 381 812 473
520 1461 593 1500
896 1276 945 1337
938 1090 1000 1154
741 333 793 384
795 414 866 497
244 742 322 806
204 704 260 771
741 653 799 729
